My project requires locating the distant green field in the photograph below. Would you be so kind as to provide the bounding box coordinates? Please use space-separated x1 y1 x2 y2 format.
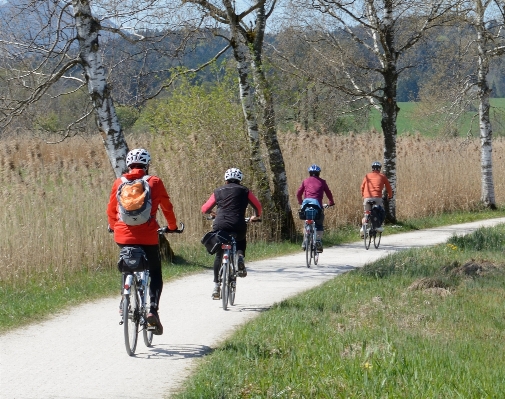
370 99 505 137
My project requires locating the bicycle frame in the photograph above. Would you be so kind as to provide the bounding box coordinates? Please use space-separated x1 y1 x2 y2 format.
123 270 150 326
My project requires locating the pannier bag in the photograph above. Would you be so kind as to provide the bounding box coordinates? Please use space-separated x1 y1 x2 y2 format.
303 206 320 221
117 246 149 273
116 175 152 226
201 230 233 255
370 205 386 229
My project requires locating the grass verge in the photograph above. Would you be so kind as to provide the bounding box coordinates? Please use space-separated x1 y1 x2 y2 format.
173 223 505 398
1 207 504 334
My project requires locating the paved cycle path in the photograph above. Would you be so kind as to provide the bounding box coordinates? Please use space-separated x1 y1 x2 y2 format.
2 217 505 398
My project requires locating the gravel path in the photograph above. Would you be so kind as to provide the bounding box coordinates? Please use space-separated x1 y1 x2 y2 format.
2 217 504 399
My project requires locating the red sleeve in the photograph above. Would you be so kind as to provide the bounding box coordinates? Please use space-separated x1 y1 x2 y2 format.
383 175 393 199
247 191 262 216
154 178 177 230
296 182 305 205
106 178 121 230
201 193 216 214
323 182 335 206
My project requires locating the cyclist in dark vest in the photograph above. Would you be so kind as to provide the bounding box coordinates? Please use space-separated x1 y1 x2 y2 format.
201 168 262 299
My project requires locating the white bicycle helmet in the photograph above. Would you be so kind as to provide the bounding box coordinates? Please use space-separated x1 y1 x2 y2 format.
224 167 243 182
372 161 382 171
126 148 151 167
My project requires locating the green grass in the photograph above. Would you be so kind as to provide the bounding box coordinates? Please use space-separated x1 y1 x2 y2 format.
369 99 505 137
173 224 505 398
1 207 504 333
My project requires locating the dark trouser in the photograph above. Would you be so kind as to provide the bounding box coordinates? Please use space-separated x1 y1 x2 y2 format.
213 232 246 283
119 244 162 310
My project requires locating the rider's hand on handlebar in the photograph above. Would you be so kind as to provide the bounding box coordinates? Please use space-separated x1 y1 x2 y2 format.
249 215 261 222
107 225 114 233
323 203 335 209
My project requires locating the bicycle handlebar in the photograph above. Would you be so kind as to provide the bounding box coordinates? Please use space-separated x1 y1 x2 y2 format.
158 222 185 234
206 215 261 223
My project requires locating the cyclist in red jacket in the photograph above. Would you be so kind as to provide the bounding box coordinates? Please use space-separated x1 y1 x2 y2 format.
296 164 335 253
201 168 262 299
107 148 178 335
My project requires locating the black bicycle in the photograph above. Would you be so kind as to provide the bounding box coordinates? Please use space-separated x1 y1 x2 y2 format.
206 216 260 310
118 223 184 356
362 200 381 250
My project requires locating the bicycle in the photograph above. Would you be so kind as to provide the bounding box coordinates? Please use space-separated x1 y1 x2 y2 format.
302 204 330 268
118 222 184 356
362 200 381 250
206 216 261 310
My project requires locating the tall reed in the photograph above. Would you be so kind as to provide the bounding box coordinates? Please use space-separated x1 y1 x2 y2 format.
1 131 502 284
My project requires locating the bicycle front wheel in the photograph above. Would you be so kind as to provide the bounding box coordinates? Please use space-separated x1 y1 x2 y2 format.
221 261 229 310
123 290 140 356
142 289 153 347
305 230 313 268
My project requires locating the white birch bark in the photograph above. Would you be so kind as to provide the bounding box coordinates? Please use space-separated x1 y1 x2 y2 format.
72 0 128 177
475 0 496 208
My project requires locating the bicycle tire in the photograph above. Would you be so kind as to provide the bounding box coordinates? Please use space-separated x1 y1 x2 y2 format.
363 223 371 250
123 287 139 356
142 285 153 347
305 227 312 268
229 262 236 306
221 258 229 310
313 235 319 265
374 231 382 249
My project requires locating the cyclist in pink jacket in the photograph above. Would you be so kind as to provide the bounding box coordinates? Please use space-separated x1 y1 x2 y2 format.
296 164 335 253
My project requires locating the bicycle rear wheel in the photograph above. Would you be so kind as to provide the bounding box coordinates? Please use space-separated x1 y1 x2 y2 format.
123 288 140 356
221 260 229 310
229 262 236 306
374 231 382 249
305 231 313 268
363 223 371 250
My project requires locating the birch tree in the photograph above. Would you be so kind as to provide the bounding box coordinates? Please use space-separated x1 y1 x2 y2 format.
282 0 457 222
0 0 197 177
467 0 505 208
183 0 295 238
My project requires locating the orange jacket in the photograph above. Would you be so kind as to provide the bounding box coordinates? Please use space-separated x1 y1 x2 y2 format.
107 168 177 245
361 171 393 199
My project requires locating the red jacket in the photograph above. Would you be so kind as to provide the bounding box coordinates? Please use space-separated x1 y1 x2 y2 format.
361 171 393 199
107 168 177 245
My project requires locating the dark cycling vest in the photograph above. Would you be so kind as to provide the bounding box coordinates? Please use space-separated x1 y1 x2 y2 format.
212 183 249 236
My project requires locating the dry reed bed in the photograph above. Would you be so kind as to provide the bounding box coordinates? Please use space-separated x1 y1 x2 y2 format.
1 132 503 283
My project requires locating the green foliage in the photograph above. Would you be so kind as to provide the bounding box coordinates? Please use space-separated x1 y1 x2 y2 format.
115 106 140 131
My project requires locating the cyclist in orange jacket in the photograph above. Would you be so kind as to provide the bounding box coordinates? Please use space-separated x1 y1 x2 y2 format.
361 161 393 235
107 148 178 335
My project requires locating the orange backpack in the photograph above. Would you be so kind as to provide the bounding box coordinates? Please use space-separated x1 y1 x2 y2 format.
116 175 152 225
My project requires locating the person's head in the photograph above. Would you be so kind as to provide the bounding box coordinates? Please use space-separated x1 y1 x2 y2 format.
224 167 243 184
371 161 382 171
308 164 321 177
126 148 151 171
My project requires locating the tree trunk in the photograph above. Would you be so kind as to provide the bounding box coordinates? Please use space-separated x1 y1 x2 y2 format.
231 39 272 202
72 0 128 178
476 8 497 209
249 5 295 239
